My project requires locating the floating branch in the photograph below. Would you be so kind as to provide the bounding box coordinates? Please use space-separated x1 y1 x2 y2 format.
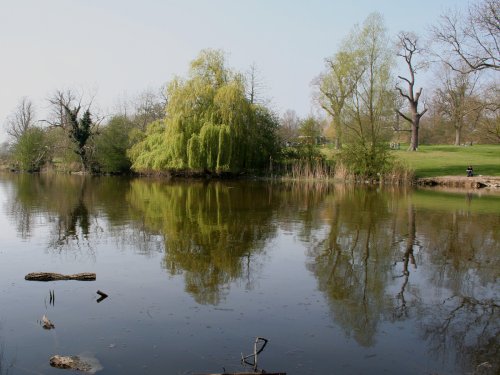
96 290 108 303
241 337 269 371
199 337 285 375
25 272 96 281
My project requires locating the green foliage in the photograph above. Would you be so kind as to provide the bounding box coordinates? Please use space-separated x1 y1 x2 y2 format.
339 141 392 178
44 127 81 172
56 100 96 171
129 49 280 173
316 41 365 148
297 116 323 160
94 115 135 173
12 127 49 172
71 109 92 150
331 13 395 178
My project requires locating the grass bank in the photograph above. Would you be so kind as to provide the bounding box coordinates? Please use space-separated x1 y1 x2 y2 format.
393 144 500 178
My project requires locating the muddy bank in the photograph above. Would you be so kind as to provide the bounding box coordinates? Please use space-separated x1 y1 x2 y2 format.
417 176 500 189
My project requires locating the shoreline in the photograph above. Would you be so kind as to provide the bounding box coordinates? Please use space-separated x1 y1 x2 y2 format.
416 176 500 189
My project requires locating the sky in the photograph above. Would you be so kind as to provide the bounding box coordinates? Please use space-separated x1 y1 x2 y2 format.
0 0 470 142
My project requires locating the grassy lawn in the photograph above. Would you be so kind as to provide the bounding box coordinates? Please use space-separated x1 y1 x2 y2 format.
393 144 500 178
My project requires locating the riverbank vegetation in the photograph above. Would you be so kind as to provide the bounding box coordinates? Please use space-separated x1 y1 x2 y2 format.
1 0 498 182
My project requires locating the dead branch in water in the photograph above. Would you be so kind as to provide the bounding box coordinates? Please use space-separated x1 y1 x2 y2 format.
96 290 108 303
25 272 96 281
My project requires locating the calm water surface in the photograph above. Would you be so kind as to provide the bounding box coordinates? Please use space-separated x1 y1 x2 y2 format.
0 174 498 375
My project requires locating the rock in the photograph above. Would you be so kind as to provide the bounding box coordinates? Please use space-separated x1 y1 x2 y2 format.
49 355 92 372
42 314 55 329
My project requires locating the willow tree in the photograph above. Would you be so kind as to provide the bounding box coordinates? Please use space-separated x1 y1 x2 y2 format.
129 50 279 174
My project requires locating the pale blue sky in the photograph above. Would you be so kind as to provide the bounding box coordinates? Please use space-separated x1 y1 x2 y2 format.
0 0 469 141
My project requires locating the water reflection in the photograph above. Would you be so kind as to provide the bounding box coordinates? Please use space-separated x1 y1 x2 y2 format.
304 185 499 373
5 174 133 255
1 174 499 374
127 180 279 304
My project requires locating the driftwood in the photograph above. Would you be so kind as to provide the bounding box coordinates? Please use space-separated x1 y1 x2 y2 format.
241 337 268 371
199 337 286 375
25 272 96 281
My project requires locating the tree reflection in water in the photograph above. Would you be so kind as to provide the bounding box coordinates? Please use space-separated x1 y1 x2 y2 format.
127 180 278 305
3 174 499 373
305 185 499 374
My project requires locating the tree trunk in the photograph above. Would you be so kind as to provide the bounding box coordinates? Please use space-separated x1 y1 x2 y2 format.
408 121 419 151
407 104 419 151
334 118 342 149
455 127 461 145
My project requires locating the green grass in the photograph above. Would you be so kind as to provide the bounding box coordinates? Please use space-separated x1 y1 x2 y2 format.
393 144 500 178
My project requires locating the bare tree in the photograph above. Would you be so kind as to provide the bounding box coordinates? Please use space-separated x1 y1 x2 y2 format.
132 87 167 131
477 83 500 142
433 0 500 73
434 65 483 145
246 63 266 105
5 97 36 141
396 32 428 151
278 109 301 144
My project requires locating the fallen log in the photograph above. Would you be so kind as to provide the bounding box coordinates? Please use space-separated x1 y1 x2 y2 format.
25 272 96 281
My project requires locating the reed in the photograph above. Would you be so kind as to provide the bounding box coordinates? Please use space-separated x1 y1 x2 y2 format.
279 158 333 180
381 161 415 185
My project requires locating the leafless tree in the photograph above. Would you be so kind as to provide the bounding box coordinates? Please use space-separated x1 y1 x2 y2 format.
132 86 167 131
5 97 36 141
433 0 500 73
246 63 266 105
477 83 500 142
434 65 484 145
45 89 79 129
396 32 428 151
278 109 301 144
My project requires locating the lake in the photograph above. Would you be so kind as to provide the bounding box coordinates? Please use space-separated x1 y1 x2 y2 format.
0 173 498 375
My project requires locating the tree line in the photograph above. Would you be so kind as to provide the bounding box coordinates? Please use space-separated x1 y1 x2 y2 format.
1 0 498 178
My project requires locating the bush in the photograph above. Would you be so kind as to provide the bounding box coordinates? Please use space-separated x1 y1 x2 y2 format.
339 142 392 179
94 116 134 173
12 127 49 172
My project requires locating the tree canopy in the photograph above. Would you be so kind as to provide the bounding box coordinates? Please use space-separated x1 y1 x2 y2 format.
129 49 279 174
